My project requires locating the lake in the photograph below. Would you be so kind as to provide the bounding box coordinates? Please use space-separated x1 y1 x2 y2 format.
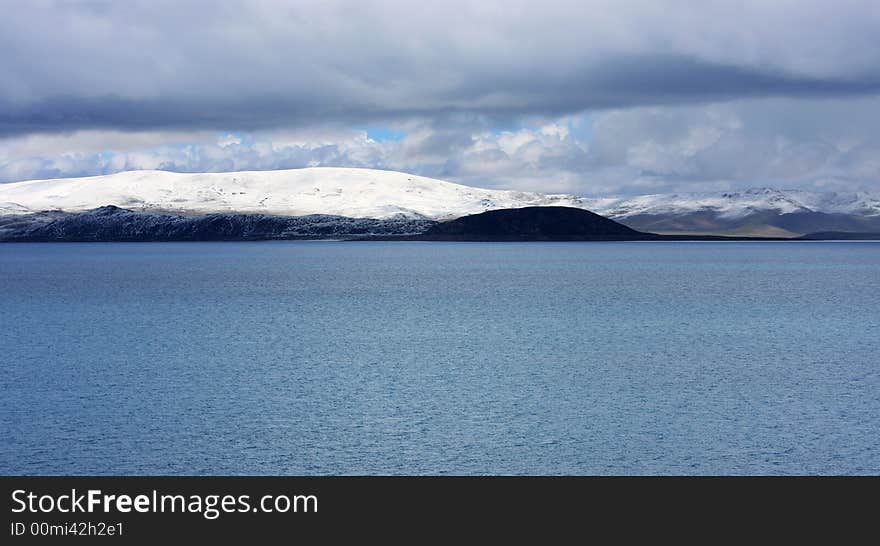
1 241 878 474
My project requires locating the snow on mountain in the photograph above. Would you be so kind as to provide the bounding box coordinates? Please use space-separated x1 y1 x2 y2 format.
0 202 31 216
580 188 880 219
0 167 586 220
0 168 877 222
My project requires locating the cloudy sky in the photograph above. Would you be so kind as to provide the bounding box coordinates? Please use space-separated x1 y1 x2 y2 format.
2 0 879 195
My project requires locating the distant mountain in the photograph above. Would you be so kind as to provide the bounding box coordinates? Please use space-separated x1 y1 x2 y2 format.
1 169 878 236
581 188 880 237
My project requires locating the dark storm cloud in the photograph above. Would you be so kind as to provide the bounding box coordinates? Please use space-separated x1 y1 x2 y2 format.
3 1 880 193
2 55 878 137
2 1 880 135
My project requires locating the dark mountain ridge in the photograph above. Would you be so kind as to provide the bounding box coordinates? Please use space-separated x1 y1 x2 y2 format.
0 205 870 242
0 206 434 242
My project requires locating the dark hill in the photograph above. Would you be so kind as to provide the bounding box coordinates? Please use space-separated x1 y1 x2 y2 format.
418 206 650 241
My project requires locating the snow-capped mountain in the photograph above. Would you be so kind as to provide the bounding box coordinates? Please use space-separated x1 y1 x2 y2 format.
581 188 880 219
1 168 878 237
0 167 586 220
579 188 880 236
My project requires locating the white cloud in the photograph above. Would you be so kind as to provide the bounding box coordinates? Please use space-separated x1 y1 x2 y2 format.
1 1 879 195
2 97 879 195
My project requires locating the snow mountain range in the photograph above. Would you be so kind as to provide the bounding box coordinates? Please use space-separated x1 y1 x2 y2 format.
581 187 880 236
1 167 878 238
0 168 583 220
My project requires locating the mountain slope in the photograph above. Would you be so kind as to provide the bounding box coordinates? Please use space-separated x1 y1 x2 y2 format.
0 206 435 242
418 206 648 241
581 188 880 219
0 167 586 220
581 188 880 236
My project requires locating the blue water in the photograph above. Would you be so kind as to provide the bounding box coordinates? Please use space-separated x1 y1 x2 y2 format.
1 241 878 475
